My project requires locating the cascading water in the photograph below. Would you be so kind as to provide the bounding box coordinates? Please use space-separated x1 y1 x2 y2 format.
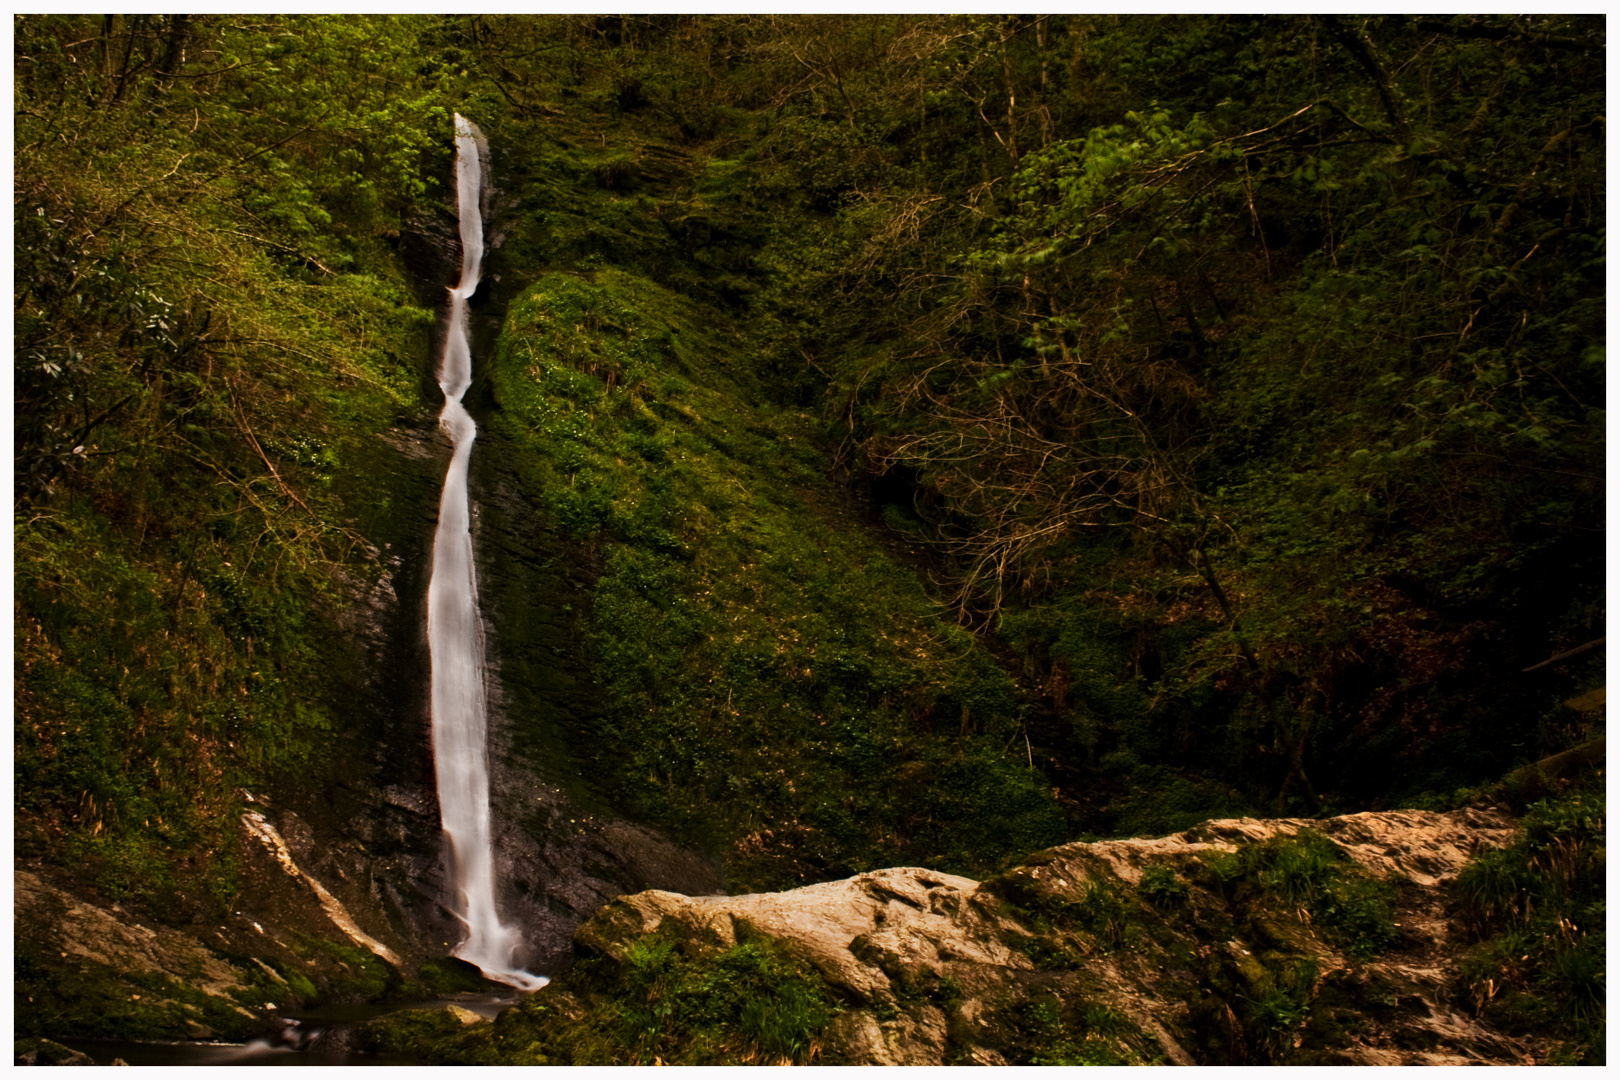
427 114 547 992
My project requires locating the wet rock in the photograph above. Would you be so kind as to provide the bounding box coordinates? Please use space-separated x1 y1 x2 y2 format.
445 1005 488 1025
16 856 407 1043
465 450 726 978
15 1039 96 1066
13 869 269 1042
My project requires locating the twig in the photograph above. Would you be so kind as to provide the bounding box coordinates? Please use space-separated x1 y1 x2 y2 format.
225 376 316 519
221 229 336 275
1522 637 1605 673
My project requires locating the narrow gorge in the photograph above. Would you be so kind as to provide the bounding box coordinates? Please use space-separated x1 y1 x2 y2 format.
15 15 1604 1067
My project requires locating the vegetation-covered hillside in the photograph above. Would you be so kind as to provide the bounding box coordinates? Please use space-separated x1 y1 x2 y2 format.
16 14 453 911
466 12 1604 866
14 13 1604 1060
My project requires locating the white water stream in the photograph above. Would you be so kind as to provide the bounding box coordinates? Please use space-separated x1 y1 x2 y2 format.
427 114 547 992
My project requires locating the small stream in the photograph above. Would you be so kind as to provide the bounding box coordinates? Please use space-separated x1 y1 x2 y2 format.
53 992 520 1066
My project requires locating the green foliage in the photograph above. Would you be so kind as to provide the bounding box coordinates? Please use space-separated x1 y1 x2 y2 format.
1243 960 1319 1058
14 13 454 913
1253 833 1397 960
716 13 1605 816
1068 880 1130 946
1257 830 1341 907
14 22 1607 1069
364 934 839 1065
1456 848 1537 929
1197 848 1247 896
484 269 1064 887
1195 830 1398 961
1138 864 1190 907
1003 992 1142 1066
1315 875 1400 961
1454 780 1604 1059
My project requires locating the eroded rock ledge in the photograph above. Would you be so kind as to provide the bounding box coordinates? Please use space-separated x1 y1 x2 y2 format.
567 806 1532 1065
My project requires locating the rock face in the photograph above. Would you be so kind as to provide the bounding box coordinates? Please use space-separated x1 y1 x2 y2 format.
571 807 1538 1065
14 1038 98 1066
14 869 268 1041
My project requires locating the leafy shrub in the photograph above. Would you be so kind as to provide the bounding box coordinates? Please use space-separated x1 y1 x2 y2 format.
1256 830 1341 906
1138 864 1190 907
1453 779 1605 1059
1455 847 1537 932
1316 874 1398 960
739 981 830 1061
599 935 836 1064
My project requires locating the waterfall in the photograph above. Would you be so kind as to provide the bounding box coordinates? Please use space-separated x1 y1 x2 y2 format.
427 114 547 992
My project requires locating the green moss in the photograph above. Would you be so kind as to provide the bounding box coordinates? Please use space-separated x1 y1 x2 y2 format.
416 956 494 996
279 966 320 1004
14 942 266 1043
480 268 1065 888
362 931 840 1065
286 936 405 1002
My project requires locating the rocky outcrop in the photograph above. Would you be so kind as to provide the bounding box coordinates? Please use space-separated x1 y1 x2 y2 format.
14 1039 101 1066
14 869 270 1042
569 807 1540 1065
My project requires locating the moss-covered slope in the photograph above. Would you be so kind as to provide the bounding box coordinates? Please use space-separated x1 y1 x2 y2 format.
476 266 1067 891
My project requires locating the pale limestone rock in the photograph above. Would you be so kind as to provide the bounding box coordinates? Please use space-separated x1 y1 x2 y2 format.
823 1011 893 1065
581 865 1027 1012
572 807 1542 1066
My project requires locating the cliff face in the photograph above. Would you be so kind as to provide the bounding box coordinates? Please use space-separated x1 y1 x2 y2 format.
373 805 1569 1066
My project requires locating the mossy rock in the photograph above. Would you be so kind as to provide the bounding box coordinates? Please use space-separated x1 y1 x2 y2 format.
14 1038 96 1066
14 946 264 1044
416 956 500 996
